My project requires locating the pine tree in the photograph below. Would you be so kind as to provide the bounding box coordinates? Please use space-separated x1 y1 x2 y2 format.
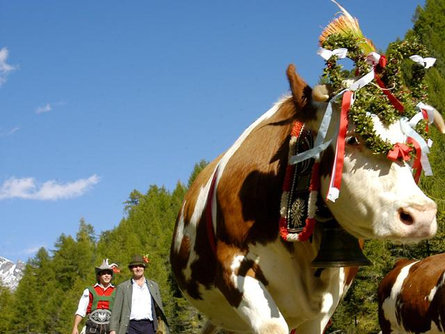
11 259 44 332
0 282 15 333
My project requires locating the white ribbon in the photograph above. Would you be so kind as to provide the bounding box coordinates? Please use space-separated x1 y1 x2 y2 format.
400 118 433 176
349 68 375 91
409 55 436 68
289 90 346 165
409 113 426 128
415 102 436 124
317 47 348 60
410 102 436 150
366 52 381 66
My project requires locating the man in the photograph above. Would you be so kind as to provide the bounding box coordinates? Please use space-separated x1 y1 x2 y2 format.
110 255 169 334
72 259 119 334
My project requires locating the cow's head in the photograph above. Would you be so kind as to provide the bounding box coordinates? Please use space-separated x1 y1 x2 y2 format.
286 8 444 243
321 114 441 242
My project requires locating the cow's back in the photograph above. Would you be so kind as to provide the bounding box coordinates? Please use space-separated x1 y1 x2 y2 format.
378 253 445 333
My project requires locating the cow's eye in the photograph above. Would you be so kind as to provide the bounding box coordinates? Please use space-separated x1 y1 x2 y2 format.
346 136 360 146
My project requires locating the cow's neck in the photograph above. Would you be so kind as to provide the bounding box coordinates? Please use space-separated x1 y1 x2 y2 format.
279 119 333 243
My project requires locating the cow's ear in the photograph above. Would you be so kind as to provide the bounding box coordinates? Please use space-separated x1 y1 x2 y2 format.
286 64 312 110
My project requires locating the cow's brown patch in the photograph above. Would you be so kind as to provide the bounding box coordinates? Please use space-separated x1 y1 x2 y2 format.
344 266 359 286
430 270 445 332
237 258 269 286
218 98 296 248
216 249 275 311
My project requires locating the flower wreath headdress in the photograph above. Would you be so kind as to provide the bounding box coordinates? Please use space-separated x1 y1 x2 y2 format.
306 0 441 201
283 1 443 242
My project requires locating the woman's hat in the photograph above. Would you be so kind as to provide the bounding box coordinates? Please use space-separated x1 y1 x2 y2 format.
95 259 119 275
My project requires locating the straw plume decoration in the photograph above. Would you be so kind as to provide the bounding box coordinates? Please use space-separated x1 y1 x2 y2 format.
320 0 375 55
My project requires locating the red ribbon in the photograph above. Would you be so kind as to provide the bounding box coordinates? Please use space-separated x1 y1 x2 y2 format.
327 91 352 201
371 54 404 113
407 137 422 183
378 55 387 68
420 108 429 133
374 75 404 113
387 143 413 162
279 217 289 240
387 140 423 183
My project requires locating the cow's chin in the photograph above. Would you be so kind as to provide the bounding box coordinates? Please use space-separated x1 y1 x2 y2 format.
337 217 438 243
372 218 438 243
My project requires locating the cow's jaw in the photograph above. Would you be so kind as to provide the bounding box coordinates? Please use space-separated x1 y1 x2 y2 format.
321 150 437 242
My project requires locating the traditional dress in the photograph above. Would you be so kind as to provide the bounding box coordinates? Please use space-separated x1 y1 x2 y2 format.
75 283 115 334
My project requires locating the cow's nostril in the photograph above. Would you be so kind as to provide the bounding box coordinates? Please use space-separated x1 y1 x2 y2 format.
399 208 414 225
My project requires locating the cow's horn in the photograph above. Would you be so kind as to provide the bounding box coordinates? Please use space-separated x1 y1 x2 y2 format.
312 84 330 102
287 64 312 109
432 108 445 134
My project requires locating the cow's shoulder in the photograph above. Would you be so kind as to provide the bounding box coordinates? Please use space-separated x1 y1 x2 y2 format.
378 258 416 302
405 254 445 289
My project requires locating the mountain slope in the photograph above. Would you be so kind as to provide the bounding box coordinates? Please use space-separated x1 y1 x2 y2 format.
0 256 25 290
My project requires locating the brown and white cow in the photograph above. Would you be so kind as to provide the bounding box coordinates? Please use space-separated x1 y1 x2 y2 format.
378 253 445 334
170 65 443 334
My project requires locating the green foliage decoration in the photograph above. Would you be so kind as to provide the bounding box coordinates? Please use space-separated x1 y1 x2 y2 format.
321 31 433 158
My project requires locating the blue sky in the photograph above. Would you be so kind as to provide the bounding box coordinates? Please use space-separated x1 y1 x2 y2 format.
1 0 425 263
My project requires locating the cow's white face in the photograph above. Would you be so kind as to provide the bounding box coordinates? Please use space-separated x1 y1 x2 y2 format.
320 113 437 242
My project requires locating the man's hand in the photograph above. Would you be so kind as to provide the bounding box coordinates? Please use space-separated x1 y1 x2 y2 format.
71 314 83 334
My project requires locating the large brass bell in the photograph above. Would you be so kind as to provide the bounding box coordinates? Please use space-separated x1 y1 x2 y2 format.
311 220 372 267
